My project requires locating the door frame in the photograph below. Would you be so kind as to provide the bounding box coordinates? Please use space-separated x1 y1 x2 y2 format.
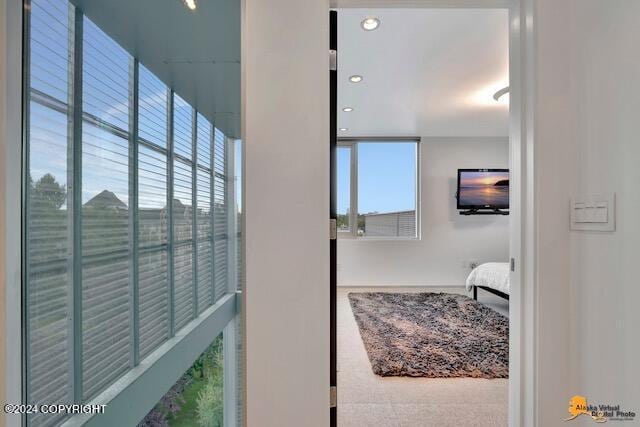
329 9 338 427
329 1 537 426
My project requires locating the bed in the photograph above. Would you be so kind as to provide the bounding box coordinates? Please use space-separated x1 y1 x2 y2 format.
465 262 510 301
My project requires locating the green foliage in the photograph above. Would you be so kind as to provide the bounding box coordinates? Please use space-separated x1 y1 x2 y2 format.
139 334 225 427
30 173 67 210
195 335 224 427
336 214 349 230
195 360 224 427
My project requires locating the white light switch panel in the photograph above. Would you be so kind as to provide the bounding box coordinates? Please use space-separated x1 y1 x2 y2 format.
571 193 615 231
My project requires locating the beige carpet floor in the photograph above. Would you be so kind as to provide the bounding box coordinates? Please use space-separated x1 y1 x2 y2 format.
337 287 509 427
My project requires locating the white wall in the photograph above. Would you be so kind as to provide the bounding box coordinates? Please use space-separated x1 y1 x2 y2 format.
568 0 640 414
338 137 509 287
243 0 329 426
533 0 640 423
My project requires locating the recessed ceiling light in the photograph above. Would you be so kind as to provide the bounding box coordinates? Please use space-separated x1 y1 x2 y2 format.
349 75 363 83
342 107 353 112
182 0 197 10
339 128 348 131
361 17 380 31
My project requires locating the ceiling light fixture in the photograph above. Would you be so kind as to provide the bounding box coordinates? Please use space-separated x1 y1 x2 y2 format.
493 86 510 102
182 0 197 10
339 128 348 131
342 107 353 112
349 75 363 83
361 17 380 31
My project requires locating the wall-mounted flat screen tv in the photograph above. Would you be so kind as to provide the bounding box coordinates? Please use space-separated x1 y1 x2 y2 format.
457 169 509 210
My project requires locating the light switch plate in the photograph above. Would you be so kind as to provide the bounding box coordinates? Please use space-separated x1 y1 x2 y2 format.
570 193 615 231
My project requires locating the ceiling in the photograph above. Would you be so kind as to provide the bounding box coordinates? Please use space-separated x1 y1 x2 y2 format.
337 8 509 137
70 0 241 138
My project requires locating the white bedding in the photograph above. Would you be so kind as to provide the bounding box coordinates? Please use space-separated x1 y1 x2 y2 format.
465 262 510 295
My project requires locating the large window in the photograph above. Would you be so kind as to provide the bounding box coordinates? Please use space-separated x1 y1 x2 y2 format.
24 0 240 425
337 140 419 238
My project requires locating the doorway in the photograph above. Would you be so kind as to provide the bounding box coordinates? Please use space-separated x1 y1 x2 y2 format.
330 2 526 426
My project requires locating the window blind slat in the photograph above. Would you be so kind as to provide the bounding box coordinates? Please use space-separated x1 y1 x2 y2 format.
173 98 194 330
174 243 194 331
197 169 212 311
137 68 169 356
139 143 168 248
173 95 192 159
138 65 168 148
81 15 132 401
29 0 70 105
139 249 169 359
26 1 72 425
82 18 129 133
214 129 228 300
196 112 212 168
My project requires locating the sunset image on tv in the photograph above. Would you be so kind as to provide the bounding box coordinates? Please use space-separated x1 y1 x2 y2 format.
458 170 509 208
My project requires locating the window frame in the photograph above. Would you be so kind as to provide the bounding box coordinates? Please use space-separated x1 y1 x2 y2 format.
337 138 421 240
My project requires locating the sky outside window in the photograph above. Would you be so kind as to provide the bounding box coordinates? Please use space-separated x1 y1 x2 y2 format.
357 142 416 215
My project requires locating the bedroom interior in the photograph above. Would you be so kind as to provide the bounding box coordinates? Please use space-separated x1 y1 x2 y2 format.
335 7 511 426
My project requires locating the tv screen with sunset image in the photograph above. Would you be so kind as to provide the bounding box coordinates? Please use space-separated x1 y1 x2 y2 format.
457 169 509 209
